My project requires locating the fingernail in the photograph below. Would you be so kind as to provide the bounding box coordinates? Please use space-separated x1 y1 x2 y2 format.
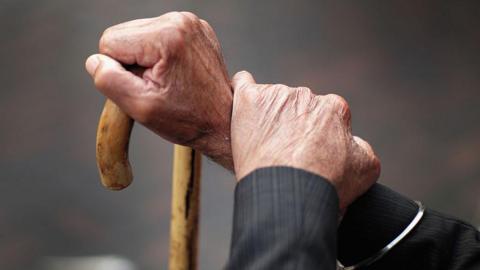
85 55 100 76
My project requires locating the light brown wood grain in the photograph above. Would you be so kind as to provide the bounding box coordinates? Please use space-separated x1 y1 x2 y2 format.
169 145 202 270
96 101 201 269
96 99 134 190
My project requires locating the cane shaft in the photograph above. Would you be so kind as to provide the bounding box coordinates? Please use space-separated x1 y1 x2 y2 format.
169 145 202 270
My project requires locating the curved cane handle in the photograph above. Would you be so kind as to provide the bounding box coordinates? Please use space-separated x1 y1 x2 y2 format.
96 99 134 190
95 99 201 269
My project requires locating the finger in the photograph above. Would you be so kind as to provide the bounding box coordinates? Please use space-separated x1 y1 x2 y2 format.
98 16 161 66
353 136 381 176
199 19 221 52
200 19 214 36
353 136 374 156
231 70 256 92
106 17 156 32
98 12 187 67
99 28 162 67
85 54 149 119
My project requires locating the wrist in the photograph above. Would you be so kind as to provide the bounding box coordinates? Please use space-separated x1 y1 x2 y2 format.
204 140 233 171
199 124 234 171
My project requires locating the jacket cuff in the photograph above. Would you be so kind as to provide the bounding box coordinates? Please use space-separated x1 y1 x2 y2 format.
338 183 418 265
229 166 339 269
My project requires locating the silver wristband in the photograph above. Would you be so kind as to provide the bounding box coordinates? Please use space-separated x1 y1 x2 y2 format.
337 201 425 270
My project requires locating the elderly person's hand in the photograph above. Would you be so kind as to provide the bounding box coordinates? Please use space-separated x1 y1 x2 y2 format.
85 12 233 169
230 71 381 211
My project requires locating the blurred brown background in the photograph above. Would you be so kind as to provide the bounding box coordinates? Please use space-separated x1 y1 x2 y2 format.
0 0 479 269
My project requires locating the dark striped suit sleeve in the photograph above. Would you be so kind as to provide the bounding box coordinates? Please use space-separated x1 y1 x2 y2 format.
225 166 339 270
338 183 480 270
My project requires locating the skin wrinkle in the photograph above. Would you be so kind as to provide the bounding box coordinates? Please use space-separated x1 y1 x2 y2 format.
265 89 289 128
186 65 228 151
86 12 380 210
87 12 234 169
231 71 380 210
192 44 230 127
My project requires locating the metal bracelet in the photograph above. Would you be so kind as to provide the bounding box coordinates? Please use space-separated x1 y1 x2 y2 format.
337 201 425 270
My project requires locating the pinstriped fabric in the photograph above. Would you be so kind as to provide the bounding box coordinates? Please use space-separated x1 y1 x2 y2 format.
225 167 339 270
338 184 480 270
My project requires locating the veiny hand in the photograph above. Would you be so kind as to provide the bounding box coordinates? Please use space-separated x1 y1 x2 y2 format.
85 12 233 169
230 71 381 210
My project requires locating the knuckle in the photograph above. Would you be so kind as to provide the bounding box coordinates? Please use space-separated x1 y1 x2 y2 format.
326 94 348 108
326 94 351 122
165 11 184 21
156 27 187 55
273 83 289 90
162 12 200 51
296 86 313 96
167 27 187 50
199 19 210 27
167 11 196 29
270 84 290 96
180 11 199 21
199 19 216 40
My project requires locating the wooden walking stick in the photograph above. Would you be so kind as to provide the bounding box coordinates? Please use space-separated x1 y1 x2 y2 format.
169 145 202 270
96 100 202 270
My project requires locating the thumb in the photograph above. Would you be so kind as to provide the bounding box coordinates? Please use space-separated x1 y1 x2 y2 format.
85 54 148 117
231 70 256 92
353 136 381 179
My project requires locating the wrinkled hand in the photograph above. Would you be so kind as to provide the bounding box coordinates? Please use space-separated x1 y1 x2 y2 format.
85 12 233 169
231 71 381 210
